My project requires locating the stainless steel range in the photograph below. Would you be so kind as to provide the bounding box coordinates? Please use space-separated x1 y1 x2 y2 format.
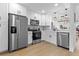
32 30 41 44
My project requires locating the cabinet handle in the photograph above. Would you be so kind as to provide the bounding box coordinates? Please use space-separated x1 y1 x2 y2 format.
0 16 1 20
0 24 1 27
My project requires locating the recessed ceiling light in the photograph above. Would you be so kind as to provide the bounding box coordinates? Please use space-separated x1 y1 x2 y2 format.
54 3 58 6
41 10 45 13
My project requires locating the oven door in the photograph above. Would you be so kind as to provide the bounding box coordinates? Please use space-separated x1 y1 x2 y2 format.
33 31 41 40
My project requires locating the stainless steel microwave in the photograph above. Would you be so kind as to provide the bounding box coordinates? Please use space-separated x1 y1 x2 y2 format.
30 19 39 26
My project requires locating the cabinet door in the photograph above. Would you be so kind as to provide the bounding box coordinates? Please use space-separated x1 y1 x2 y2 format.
0 3 8 22
37 14 41 25
41 15 45 26
9 3 27 16
0 22 8 52
18 16 28 48
46 15 51 26
28 32 32 44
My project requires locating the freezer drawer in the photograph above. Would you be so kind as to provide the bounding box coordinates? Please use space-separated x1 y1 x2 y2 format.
57 32 69 49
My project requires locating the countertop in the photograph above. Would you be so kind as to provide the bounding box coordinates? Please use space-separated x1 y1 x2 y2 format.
28 31 32 34
57 30 69 32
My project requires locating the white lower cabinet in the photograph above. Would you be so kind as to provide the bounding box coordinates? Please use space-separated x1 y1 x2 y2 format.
28 32 32 44
42 30 57 45
0 21 8 52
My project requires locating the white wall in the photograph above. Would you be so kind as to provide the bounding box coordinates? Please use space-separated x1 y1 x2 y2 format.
69 4 76 52
75 5 79 26
0 3 8 52
70 4 79 52
75 5 79 22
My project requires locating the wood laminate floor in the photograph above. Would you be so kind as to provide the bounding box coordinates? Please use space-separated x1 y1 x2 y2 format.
0 41 79 56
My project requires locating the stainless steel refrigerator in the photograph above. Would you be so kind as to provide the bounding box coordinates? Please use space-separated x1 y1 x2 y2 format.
8 13 28 51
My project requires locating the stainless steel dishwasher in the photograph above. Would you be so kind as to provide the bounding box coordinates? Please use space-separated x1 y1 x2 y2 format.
57 32 69 49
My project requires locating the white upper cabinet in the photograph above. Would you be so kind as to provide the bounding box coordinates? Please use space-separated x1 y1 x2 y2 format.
36 14 41 25
8 3 27 16
40 15 46 26
40 14 51 26
45 15 51 26
0 3 8 22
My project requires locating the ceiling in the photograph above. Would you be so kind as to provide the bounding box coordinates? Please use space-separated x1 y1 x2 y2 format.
20 3 65 14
